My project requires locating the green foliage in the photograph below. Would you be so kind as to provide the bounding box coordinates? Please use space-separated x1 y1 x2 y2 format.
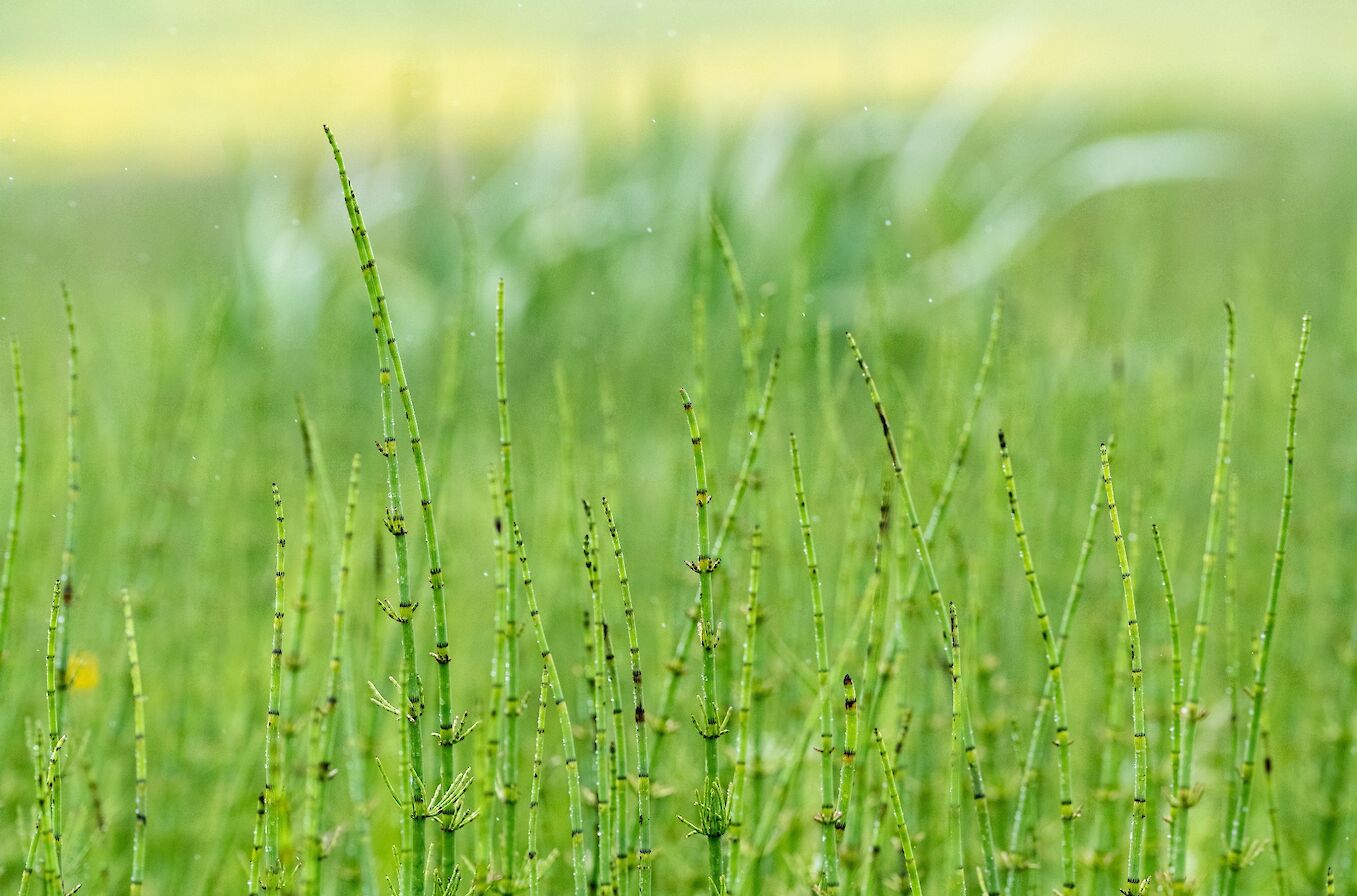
0 108 1350 896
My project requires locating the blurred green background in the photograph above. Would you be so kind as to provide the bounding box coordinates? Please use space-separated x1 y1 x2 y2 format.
2 2 1357 892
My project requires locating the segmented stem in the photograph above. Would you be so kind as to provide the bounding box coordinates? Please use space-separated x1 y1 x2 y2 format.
791 434 840 894
1173 302 1236 892
526 666 549 896
56 284 78 728
1221 315 1310 896
651 354 779 773
873 727 923 896
0 338 26 681
263 484 287 888
326 126 448 886
300 454 361 896
848 333 1001 896
728 527 762 888
119 590 149 895
496 281 521 886
514 524 588 896
999 430 1077 894
602 497 653 896
1100 445 1149 894
681 389 728 894
44 579 65 890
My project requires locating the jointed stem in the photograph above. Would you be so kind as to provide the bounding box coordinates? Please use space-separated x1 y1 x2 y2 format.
1220 315 1310 896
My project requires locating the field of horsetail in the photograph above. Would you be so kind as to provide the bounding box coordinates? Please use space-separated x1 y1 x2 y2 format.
0 110 1353 896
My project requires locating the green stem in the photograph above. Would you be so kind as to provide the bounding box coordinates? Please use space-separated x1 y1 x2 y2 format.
790 434 840 895
1173 302 1236 893
999 430 1077 895
1220 315 1310 896
1100 445 1149 895
681 390 729 894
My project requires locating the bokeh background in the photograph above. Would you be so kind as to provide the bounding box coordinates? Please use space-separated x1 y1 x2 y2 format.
3 2 1357 892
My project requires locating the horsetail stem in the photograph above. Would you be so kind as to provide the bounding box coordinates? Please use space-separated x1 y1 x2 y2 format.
514 523 588 896
728 526 762 890
263 484 287 887
872 727 923 896
20 733 69 896
680 389 730 894
837 675 859 844
486 467 505 873
44 578 66 887
1151 523 1185 876
325 127 451 888
1222 476 1243 861
602 620 630 893
845 478 892 872
496 280 522 889
601 496 653 896
249 791 266 895
1261 727 1287 896
1221 315 1310 896
284 396 321 769
948 602 965 896
526 665 548 896
847 332 1001 896
121 590 148 896
56 284 79 726
1004 462 1102 890
790 433 841 894
0 338 26 681
998 429 1077 895
1100 444 1149 895
582 502 615 896
300 454 361 896
651 353 779 773
1172 302 1236 893
708 209 759 427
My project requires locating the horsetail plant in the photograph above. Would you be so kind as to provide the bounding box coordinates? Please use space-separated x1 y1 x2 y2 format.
678 389 731 894
600 613 631 892
1220 314 1310 896
581 503 615 896
1151 523 1185 880
837 675 859 846
1099 444 1150 895
299 454 361 896
727 526 762 891
326 126 458 885
1003 463 1103 891
1171 303 1235 893
19 733 68 896
262 484 288 889
651 353 779 774
708 209 759 427
872 728 923 896
56 284 79 726
526 665 549 896
847 332 1002 896
514 523 588 896
43 578 67 890
947 603 965 896
0 338 25 681
998 429 1077 895
496 280 523 889
789 433 840 895
284 396 322 770
123 590 148 896
602 496 654 896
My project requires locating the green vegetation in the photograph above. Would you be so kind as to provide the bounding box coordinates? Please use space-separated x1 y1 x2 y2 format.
0 101 1350 896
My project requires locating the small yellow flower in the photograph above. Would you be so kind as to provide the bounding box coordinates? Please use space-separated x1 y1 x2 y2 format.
66 650 100 692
